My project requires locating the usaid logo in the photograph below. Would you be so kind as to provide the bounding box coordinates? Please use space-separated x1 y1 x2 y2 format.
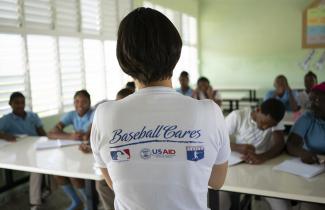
186 146 204 161
110 149 130 161
140 148 176 159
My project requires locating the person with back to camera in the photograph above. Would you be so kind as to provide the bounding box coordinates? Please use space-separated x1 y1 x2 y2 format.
90 7 230 210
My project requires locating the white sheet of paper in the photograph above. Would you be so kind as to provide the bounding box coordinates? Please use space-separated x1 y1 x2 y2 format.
273 158 325 179
0 139 12 148
228 151 244 166
35 138 81 150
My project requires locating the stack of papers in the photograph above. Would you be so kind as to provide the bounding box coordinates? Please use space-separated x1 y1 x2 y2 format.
36 139 82 150
273 158 325 178
0 139 12 148
228 151 244 166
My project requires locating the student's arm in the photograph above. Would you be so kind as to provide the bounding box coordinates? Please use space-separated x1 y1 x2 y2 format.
36 127 47 137
230 143 255 154
100 168 113 190
0 117 16 141
208 162 228 189
242 131 285 164
82 123 92 141
0 132 16 141
287 133 318 164
48 122 81 140
287 89 300 112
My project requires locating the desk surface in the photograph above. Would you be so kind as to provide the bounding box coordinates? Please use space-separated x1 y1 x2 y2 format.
222 154 325 204
0 137 102 180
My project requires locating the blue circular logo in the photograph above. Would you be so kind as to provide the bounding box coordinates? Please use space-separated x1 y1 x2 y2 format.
140 148 151 159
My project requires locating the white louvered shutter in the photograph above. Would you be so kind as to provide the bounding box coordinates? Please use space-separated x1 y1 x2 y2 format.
58 37 83 112
81 0 101 34
0 0 21 28
24 0 53 30
27 35 59 117
55 0 79 33
101 0 118 39
0 34 27 116
117 0 132 22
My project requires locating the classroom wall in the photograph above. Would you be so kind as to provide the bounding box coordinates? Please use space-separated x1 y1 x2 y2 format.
199 0 325 97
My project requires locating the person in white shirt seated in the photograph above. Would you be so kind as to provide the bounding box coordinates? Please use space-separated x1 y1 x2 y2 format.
220 98 291 210
299 71 318 111
90 7 231 210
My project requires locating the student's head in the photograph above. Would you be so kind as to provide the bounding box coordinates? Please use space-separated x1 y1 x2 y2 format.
255 99 285 130
74 90 91 116
310 83 325 119
116 88 135 100
126 81 136 91
116 7 182 86
197 77 210 92
304 71 318 92
179 71 190 88
9 92 25 115
274 75 288 95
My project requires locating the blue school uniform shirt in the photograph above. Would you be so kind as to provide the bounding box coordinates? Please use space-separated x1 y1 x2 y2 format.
290 111 325 154
264 90 300 111
0 112 42 136
60 109 94 133
175 87 193 97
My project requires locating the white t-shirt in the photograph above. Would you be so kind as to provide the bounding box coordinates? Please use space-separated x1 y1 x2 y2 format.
225 108 284 154
91 86 230 210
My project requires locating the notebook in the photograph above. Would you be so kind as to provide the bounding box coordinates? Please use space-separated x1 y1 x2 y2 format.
35 139 82 150
273 158 325 179
228 151 244 166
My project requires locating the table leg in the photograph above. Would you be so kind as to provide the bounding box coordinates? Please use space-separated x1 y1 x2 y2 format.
85 180 98 210
208 188 219 210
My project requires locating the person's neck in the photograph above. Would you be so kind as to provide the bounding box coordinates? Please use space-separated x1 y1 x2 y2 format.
13 111 26 118
181 86 189 91
136 79 173 89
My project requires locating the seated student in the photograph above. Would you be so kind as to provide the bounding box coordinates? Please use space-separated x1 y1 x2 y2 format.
287 83 325 210
265 75 300 112
0 92 47 210
125 81 136 92
49 90 93 210
220 98 290 210
79 87 135 210
193 76 222 106
299 71 318 110
175 71 193 97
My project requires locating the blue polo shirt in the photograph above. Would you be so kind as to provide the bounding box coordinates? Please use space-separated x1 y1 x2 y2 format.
176 87 193 97
60 109 94 133
0 112 42 136
264 90 300 111
290 111 325 154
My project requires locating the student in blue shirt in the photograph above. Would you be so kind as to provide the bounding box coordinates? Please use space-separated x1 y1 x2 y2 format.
49 90 93 210
0 92 46 210
175 71 193 97
264 75 300 112
287 82 325 210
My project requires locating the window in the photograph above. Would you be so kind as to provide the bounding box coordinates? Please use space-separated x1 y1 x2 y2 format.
0 0 21 28
24 0 53 30
81 0 101 34
55 0 79 33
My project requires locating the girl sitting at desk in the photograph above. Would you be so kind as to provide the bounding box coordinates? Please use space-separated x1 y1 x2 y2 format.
49 90 94 210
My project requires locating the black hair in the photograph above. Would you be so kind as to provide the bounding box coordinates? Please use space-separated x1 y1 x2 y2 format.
275 75 288 83
180 71 189 78
117 88 135 98
9 92 25 104
305 71 317 80
261 98 285 123
74 90 91 103
126 81 136 90
197 76 210 85
116 7 182 85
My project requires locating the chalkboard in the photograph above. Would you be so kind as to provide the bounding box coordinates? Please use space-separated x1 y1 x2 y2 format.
303 0 325 48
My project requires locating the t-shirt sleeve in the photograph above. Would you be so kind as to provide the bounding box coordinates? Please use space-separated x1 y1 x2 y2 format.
60 112 73 126
0 116 9 132
292 90 301 106
211 102 231 165
290 112 312 139
32 113 43 128
225 111 239 136
90 108 106 168
264 90 274 101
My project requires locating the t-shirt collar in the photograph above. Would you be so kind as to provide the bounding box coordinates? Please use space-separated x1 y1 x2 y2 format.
136 86 176 94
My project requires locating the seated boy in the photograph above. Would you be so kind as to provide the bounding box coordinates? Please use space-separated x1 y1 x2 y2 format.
287 83 325 210
220 98 290 210
0 92 47 210
193 76 222 106
79 88 135 210
299 71 318 111
175 71 193 97
49 90 93 210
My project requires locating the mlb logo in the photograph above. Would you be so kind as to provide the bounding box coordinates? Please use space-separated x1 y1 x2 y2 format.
186 146 204 161
110 149 130 161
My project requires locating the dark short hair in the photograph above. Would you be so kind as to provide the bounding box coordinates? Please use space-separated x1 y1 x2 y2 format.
261 98 285 123
117 7 182 85
9 92 25 104
74 90 91 103
197 76 210 85
117 88 135 98
180 71 189 78
305 71 317 80
126 81 136 90
275 75 288 83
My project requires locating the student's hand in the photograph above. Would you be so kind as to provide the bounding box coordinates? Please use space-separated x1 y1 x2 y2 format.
71 132 83 140
300 152 319 164
79 143 92 154
242 152 266 165
3 134 16 142
238 144 255 155
207 86 214 99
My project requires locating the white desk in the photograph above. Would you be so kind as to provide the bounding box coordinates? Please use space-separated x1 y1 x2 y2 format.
221 154 325 204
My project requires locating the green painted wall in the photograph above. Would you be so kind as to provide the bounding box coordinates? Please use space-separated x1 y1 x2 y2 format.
200 0 325 97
